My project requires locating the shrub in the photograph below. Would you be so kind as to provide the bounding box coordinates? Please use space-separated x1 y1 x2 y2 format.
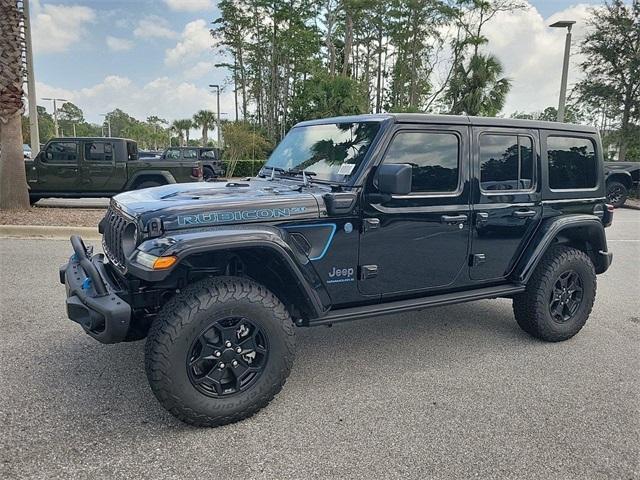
223 159 267 178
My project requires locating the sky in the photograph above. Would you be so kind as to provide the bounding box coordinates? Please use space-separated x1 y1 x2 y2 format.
30 0 607 133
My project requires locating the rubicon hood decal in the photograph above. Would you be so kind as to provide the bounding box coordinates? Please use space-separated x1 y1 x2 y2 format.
178 206 308 226
112 179 322 230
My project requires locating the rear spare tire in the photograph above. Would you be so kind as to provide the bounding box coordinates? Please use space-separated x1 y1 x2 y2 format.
144 276 295 427
513 246 596 342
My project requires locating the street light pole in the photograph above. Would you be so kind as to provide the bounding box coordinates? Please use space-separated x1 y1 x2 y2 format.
550 20 576 123
209 84 222 148
100 114 111 137
23 0 40 155
42 97 67 137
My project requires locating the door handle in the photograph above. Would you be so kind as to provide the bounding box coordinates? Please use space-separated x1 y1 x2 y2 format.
441 214 468 224
512 210 536 218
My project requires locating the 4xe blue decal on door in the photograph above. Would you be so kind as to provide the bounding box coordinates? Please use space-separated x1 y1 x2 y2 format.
177 206 307 226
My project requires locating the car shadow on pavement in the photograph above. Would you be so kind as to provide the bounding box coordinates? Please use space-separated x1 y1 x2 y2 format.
42 299 526 430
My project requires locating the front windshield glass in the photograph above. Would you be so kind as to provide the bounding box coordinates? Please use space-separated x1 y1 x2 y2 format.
263 122 381 183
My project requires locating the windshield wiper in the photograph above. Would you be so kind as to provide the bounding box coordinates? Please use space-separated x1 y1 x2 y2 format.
284 168 317 177
258 165 286 179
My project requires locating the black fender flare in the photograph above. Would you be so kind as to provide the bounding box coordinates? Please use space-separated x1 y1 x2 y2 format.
128 224 331 319
125 170 177 189
512 214 612 284
605 171 633 189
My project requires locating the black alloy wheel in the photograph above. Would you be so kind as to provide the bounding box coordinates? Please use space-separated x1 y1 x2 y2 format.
548 270 583 323
187 317 269 397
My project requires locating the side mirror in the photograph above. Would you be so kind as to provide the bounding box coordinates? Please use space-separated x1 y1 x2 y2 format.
376 163 412 195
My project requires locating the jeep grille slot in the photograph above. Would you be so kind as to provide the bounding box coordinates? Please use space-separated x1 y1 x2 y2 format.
102 206 132 272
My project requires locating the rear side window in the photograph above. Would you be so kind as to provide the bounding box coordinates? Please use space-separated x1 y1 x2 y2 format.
184 149 198 159
84 142 113 162
165 149 181 159
547 136 597 190
45 142 77 164
383 131 459 193
479 134 534 191
127 141 138 161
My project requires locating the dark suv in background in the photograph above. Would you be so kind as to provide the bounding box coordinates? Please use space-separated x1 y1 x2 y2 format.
152 147 225 180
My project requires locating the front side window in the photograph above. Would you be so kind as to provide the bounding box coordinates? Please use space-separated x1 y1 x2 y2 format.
45 142 77 164
263 122 381 183
382 131 459 193
85 142 113 162
480 134 534 191
547 136 597 190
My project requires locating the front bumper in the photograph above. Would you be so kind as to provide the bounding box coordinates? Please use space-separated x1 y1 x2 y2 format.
60 235 131 344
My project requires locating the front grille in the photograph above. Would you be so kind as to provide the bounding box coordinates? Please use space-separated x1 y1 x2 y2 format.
102 205 134 272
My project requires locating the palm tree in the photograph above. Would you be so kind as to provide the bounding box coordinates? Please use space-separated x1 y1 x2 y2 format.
446 53 511 117
0 0 30 209
171 119 192 146
192 110 217 147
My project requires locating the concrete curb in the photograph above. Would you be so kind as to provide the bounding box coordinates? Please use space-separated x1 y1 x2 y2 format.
621 202 640 211
0 225 101 240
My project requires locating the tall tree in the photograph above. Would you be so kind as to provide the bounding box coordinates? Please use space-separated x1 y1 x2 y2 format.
193 110 217 146
445 53 510 116
0 0 30 209
172 119 192 146
575 0 640 161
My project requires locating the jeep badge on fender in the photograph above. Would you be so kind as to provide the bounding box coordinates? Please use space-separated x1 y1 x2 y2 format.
59 114 613 427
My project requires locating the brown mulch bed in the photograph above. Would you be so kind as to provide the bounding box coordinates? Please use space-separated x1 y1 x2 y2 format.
0 207 106 227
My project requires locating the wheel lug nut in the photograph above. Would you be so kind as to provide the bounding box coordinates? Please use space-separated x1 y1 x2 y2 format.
225 341 232 348
219 362 225 369
236 347 242 354
214 351 221 357
232 360 238 367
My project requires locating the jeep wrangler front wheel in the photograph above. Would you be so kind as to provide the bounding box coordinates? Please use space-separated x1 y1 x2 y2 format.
144 277 295 426
513 246 596 342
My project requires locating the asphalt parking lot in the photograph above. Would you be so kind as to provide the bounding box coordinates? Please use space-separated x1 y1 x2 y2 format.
1 209 638 480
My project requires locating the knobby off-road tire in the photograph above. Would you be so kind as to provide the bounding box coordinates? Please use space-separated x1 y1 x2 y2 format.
513 246 596 342
145 276 295 427
606 180 628 208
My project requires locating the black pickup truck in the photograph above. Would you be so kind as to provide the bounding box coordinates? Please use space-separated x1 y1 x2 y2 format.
26 137 203 203
604 161 639 207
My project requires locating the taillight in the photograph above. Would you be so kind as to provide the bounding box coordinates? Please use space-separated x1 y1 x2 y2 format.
192 165 203 178
603 203 614 227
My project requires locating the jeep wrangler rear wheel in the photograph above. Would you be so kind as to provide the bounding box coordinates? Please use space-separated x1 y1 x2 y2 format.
513 246 596 342
144 276 295 427
135 180 163 189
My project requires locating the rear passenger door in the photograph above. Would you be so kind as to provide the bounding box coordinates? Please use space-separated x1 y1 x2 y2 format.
470 127 542 281
80 140 121 192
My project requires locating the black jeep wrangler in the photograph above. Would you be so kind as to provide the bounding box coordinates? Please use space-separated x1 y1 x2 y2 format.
60 114 614 427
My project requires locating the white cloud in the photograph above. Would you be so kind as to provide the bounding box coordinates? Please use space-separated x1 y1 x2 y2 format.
106 36 134 52
481 3 595 115
32 3 96 54
184 61 214 80
134 15 178 39
37 76 235 130
165 19 214 66
164 0 213 12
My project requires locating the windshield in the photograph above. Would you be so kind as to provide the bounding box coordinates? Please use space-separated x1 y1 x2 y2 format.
263 122 381 183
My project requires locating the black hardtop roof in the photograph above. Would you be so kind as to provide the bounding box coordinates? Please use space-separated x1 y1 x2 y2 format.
49 136 136 142
165 146 217 150
295 113 598 134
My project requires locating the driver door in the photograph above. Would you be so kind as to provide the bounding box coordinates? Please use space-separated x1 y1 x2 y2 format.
358 125 471 297
36 141 80 191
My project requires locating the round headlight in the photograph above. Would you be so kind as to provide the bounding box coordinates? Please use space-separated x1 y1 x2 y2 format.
122 223 138 258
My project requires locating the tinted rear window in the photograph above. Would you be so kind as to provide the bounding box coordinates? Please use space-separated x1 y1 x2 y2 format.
547 136 597 190
480 134 534 191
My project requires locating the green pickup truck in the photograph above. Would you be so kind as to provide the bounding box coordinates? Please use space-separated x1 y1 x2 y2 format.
26 137 203 203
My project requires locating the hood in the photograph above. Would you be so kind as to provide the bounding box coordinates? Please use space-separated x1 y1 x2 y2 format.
112 179 322 231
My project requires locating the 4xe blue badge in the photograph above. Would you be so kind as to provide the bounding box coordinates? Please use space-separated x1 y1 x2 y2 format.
327 266 355 284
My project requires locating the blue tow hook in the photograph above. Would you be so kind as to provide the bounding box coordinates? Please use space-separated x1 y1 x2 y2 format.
82 277 92 291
